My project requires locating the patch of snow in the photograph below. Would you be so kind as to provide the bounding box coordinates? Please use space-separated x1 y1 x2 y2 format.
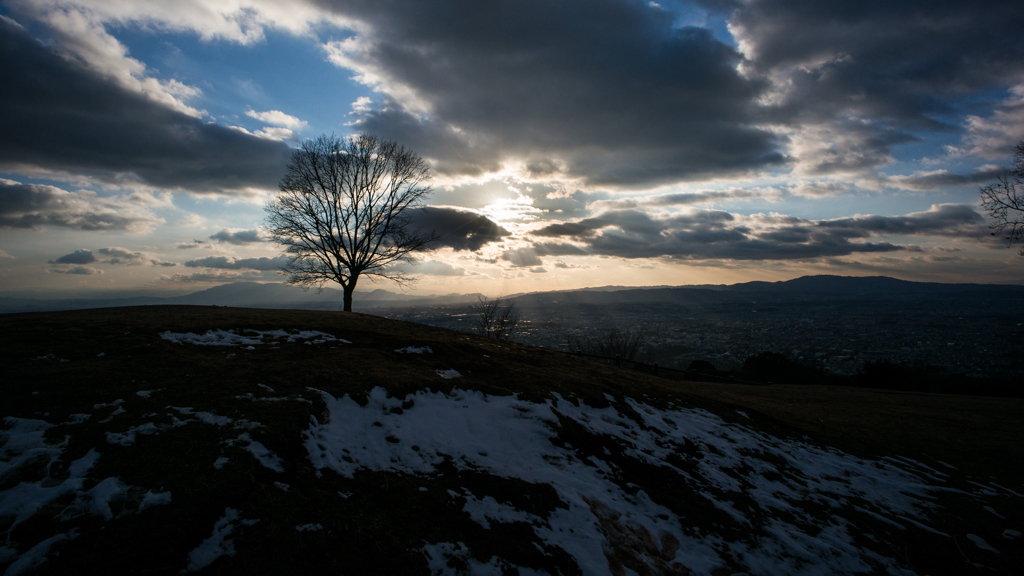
3 532 72 576
305 387 949 576
295 523 322 532
213 457 229 470
230 433 283 472
195 412 233 427
461 492 533 530
136 389 163 398
396 346 432 354
234 393 311 404
436 369 461 379
1 418 170 570
93 399 124 410
184 508 241 572
1003 529 1021 539
106 422 160 446
162 329 349 347
984 505 1005 519
257 384 275 393
966 534 1000 553
96 353 105 357
140 490 172 511
421 542 545 576
274 482 290 492
63 414 90 425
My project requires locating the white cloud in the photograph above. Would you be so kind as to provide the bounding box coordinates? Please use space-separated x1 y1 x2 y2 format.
958 84 1024 159
245 109 308 130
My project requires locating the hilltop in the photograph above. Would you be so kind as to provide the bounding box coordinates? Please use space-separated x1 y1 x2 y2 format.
1 306 1021 575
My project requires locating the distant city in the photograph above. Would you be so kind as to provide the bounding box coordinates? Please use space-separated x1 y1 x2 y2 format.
365 277 1024 380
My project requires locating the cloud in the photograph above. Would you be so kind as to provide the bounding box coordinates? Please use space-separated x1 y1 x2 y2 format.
184 255 289 271
0 182 162 231
501 248 543 268
245 109 308 130
321 0 784 186
0 249 15 259
388 259 467 276
161 270 268 283
728 0 1024 172
878 166 1010 191
96 247 176 266
0 18 291 193
50 249 95 265
210 229 263 244
52 265 102 275
177 240 208 250
526 204 985 262
406 207 510 251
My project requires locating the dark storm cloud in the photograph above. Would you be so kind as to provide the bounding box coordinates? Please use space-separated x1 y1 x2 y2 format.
320 0 784 186
52 265 102 275
0 182 160 231
406 207 510 251
49 249 95 265
729 0 1024 169
524 204 985 262
882 166 1010 190
184 255 289 271
817 204 986 238
0 17 290 192
210 229 263 244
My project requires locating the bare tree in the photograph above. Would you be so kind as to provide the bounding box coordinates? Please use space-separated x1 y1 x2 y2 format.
475 296 521 341
265 134 436 311
980 140 1024 256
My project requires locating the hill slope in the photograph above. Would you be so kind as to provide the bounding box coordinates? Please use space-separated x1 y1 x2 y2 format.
1 307 1021 575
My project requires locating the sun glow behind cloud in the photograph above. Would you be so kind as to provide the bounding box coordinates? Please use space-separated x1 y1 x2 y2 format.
0 0 1023 296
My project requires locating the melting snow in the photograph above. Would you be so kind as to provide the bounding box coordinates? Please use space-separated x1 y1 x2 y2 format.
396 346 432 354
966 534 1000 553
0 418 171 571
160 329 349 347
228 433 283 472
305 387 949 575
436 369 461 379
184 508 242 572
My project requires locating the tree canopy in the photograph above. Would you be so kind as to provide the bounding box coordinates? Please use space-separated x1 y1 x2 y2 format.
265 134 435 311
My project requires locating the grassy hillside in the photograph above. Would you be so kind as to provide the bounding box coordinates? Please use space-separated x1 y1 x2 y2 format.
1 306 1021 575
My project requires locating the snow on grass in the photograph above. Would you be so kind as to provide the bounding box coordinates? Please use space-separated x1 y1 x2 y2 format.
421 542 545 576
213 457 229 470
184 508 247 572
161 329 349 347
305 387 950 576
436 369 461 379
63 414 90 425
966 534 1000 553
295 523 322 532
2 532 73 576
396 346 432 354
1 418 171 571
229 433 283 472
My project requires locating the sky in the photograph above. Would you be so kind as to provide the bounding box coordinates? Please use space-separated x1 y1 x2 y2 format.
1 0 1023 298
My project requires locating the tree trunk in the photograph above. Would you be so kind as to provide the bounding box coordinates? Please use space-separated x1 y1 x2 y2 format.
342 275 358 312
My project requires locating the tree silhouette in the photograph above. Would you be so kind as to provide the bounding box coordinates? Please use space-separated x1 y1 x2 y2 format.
980 140 1024 255
265 134 435 311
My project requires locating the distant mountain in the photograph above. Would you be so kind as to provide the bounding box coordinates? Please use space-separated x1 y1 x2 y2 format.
2 275 1021 314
